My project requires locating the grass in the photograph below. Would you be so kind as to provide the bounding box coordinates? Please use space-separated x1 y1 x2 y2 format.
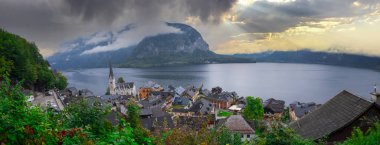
217 110 232 117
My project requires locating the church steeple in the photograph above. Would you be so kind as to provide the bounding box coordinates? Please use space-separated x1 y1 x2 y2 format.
108 62 116 95
109 62 114 79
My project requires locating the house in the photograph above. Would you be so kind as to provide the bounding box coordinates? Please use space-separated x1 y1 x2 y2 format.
188 98 214 116
139 91 174 109
172 97 192 109
140 108 153 118
65 87 78 97
145 81 164 92
78 89 94 97
290 90 380 143
228 104 244 113
172 108 192 116
172 98 214 117
100 94 121 106
223 115 255 141
263 98 285 119
139 87 152 100
205 92 235 109
289 101 321 121
175 86 186 96
140 108 174 131
149 91 174 110
182 85 200 102
141 115 174 132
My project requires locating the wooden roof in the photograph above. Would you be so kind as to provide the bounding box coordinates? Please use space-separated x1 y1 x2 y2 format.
224 115 255 134
289 90 373 140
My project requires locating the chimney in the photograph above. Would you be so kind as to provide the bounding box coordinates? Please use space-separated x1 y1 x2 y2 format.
371 84 380 105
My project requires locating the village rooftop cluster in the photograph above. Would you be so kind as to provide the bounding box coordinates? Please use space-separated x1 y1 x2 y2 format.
25 64 380 143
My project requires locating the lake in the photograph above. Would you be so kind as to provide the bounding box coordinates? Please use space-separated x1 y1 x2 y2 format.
62 63 380 104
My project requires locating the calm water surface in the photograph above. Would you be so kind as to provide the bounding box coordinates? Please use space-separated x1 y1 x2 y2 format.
62 63 380 104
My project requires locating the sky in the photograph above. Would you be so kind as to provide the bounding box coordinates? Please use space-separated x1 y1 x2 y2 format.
0 0 380 57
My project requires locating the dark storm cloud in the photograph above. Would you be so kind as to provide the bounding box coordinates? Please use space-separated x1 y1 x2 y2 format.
236 0 378 33
61 0 237 23
63 0 127 22
185 0 238 23
0 0 237 56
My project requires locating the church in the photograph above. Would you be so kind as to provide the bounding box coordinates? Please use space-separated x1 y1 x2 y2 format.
108 63 136 96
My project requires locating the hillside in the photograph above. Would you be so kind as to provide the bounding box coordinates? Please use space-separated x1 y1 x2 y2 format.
234 50 380 70
0 29 67 90
48 23 254 69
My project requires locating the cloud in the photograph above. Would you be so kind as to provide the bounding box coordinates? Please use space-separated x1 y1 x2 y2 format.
0 0 238 57
1 0 380 57
232 0 377 33
184 0 238 23
62 0 127 23
81 23 182 55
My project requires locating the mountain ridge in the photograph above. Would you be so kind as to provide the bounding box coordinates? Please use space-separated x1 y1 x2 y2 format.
48 22 254 69
233 49 380 70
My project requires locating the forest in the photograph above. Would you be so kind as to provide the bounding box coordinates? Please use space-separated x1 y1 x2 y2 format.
0 29 67 91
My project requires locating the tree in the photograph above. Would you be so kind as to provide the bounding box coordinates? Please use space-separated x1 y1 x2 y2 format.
339 123 380 145
105 87 110 95
0 56 13 78
62 98 112 137
126 101 141 128
243 96 264 121
251 122 315 145
218 127 242 145
212 86 222 94
117 77 125 83
126 101 151 144
0 75 58 144
54 72 67 90
0 75 152 144
281 107 290 123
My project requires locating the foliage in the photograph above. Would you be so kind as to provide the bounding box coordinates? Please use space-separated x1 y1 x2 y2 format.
0 75 151 144
105 87 110 95
62 98 112 138
55 72 68 90
0 75 57 144
251 122 315 145
242 96 264 123
126 101 152 144
281 107 290 123
162 127 218 145
0 28 67 90
218 127 243 145
117 77 125 83
339 123 380 145
0 56 13 77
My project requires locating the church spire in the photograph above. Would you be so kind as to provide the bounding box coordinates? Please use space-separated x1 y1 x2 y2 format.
108 62 116 95
109 62 114 79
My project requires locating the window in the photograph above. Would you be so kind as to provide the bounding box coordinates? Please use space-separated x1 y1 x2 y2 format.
247 134 250 138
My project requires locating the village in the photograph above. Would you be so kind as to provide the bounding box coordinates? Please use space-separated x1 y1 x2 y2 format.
25 64 380 144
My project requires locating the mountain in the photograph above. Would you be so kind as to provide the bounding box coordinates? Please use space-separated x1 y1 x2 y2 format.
48 23 253 69
233 49 380 70
0 29 67 91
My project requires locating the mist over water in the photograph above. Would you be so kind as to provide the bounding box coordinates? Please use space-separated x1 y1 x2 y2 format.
62 63 380 104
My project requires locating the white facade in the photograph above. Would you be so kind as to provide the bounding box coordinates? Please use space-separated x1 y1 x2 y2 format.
108 63 136 96
241 133 255 142
114 83 136 96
